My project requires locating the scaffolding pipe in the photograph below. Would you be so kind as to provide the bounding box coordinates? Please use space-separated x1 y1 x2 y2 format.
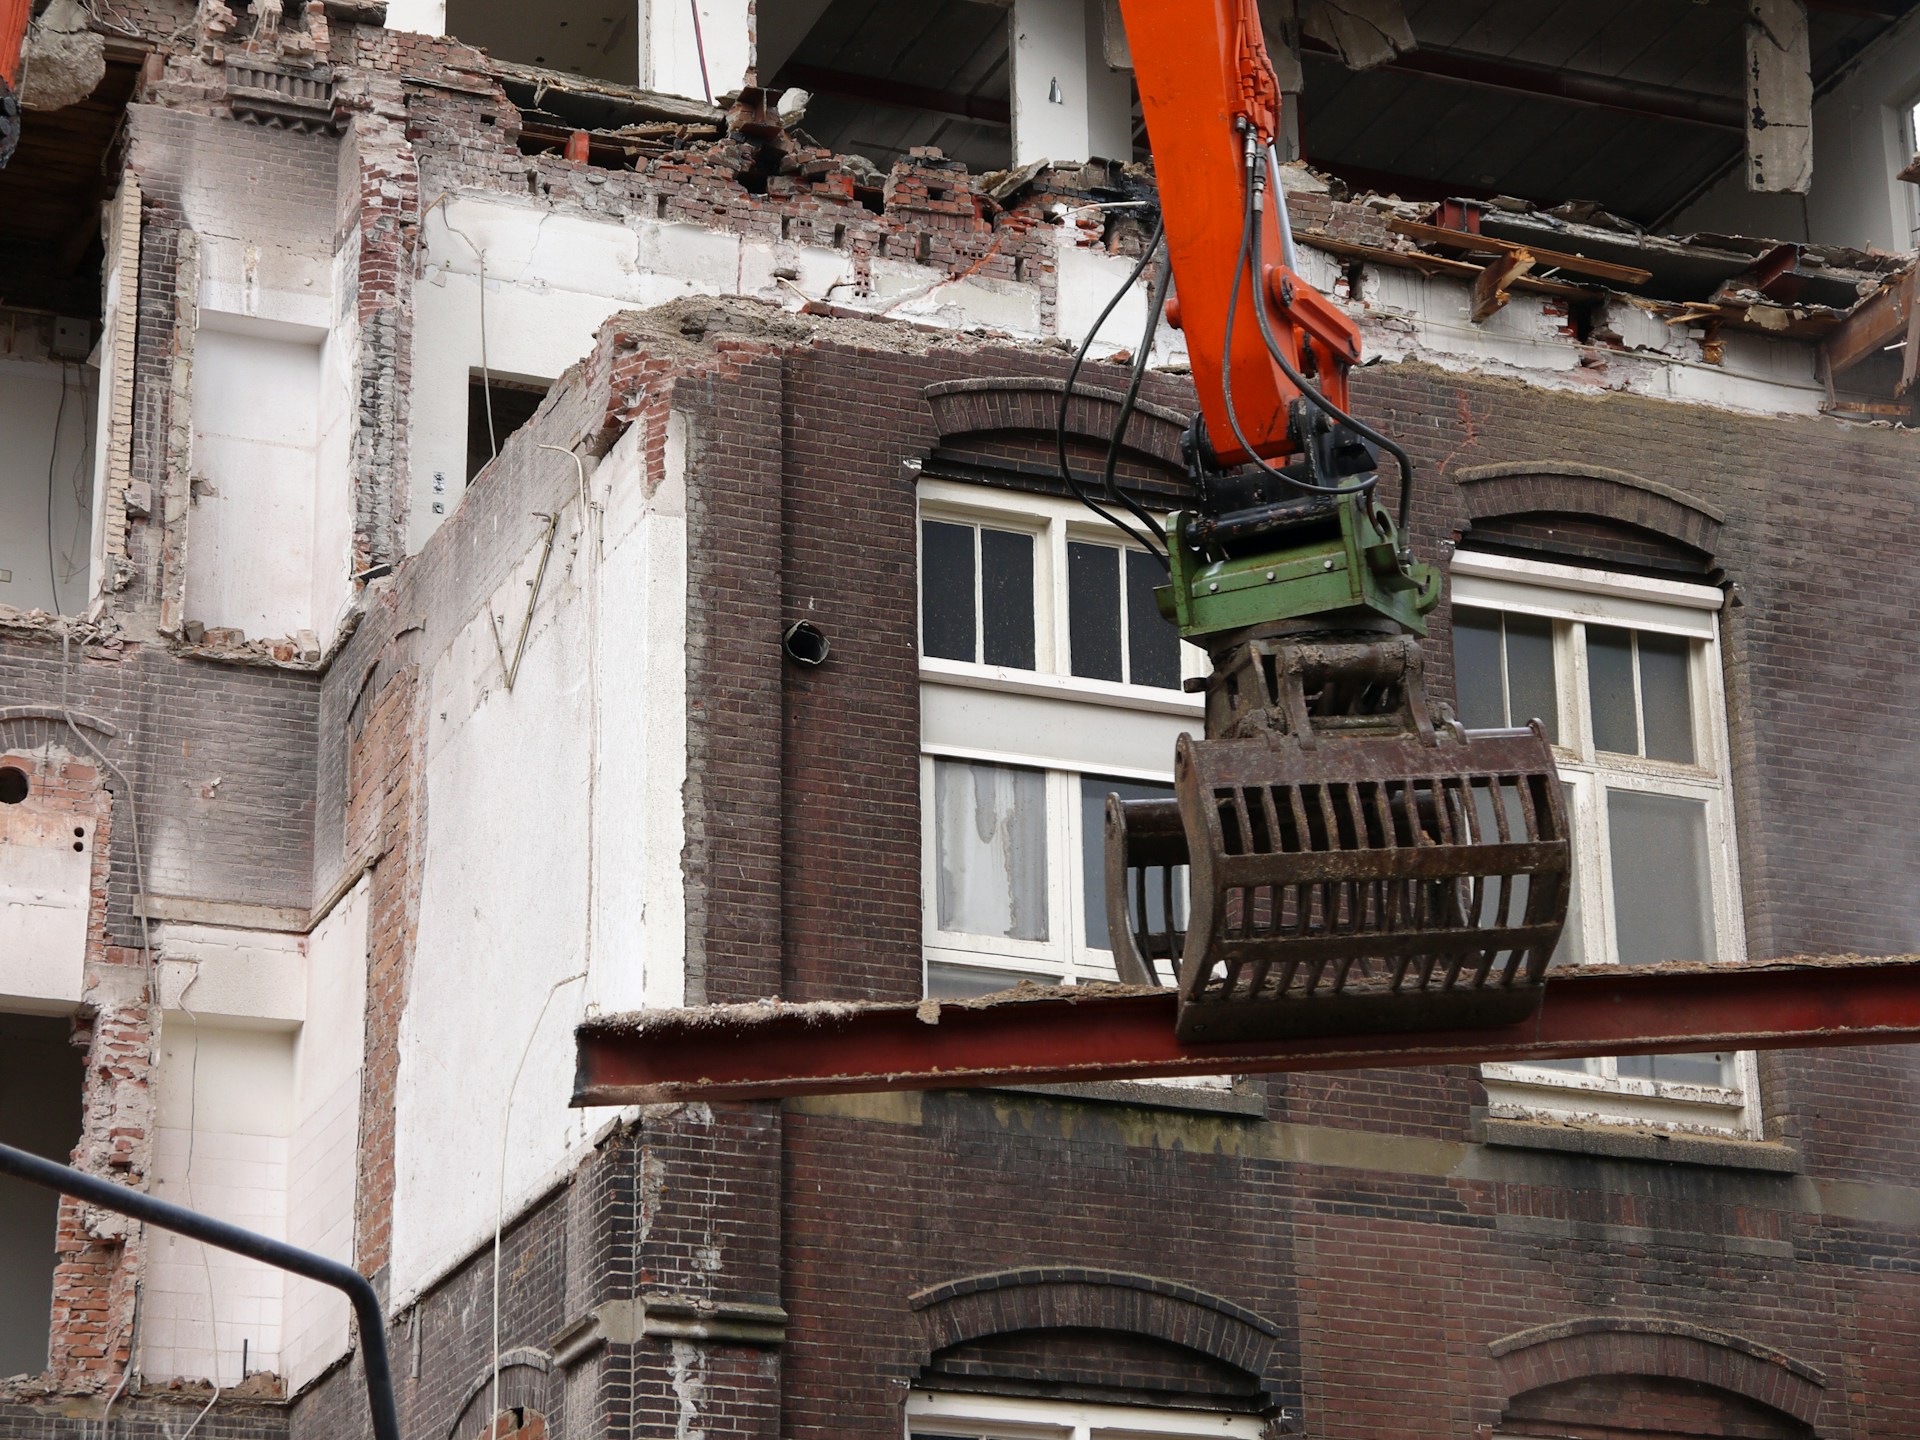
0 1141 401 1440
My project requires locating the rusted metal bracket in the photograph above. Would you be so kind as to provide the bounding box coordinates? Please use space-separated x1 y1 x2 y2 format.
574 955 1920 1105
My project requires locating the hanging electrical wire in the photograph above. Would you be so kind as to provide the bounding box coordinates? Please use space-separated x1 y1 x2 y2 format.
1057 216 1170 567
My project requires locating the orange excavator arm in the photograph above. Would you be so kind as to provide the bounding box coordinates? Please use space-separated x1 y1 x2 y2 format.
1112 0 1363 471
0 0 28 168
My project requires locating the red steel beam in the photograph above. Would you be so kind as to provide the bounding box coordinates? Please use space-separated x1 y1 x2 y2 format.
573 956 1920 1105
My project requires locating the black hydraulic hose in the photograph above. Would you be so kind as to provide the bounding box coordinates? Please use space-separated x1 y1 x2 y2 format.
1059 217 1169 564
1245 155 1417 538
1218 151 1378 508
1098 243 1175 569
0 1141 402 1440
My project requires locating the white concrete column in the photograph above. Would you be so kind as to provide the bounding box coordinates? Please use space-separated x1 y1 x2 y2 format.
641 0 753 104
1010 0 1135 166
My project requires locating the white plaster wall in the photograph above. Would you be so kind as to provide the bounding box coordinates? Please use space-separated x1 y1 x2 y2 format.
283 878 369 1392
408 195 853 551
185 319 327 642
310 248 362 648
1010 0 1133 166
391 419 685 1306
0 353 97 617
1677 10 1920 250
145 1018 296 1385
643 0 752 101
0 786 96 1012
382 0 445 37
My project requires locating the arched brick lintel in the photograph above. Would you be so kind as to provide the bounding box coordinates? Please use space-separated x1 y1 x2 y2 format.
1491 1318 1825 1426
909 1267 1281 1390
924 377 1192 479
1455 461 1724 558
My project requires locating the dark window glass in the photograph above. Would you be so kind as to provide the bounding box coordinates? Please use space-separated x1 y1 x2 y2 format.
1587 624 1638 755
1504 612 1559 743
920 520 976 661
979 527 1036 669
1126 550 1181 689
1068 541 1123 681
1638 631 1695 763
1451 607 1504 730
1080 776 1185 950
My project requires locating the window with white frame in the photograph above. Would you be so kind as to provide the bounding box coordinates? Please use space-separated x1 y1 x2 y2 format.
908 1390 1266 1440
1450 552 1757 1136
918 479 1203 1000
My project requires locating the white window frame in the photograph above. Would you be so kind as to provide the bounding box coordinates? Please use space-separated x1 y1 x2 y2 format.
1452 552 1759 1138
918 479 1205 992
907 1390 1267 1440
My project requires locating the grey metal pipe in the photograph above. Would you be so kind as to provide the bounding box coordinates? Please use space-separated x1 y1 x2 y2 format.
0 1141 402 1440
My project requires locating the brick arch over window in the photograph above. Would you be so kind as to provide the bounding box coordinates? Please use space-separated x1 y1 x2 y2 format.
922 378 1194 498
1491 1318 1826 1435
909 1267 1284 1401
446 1349 554 1440
1455 462 1724 576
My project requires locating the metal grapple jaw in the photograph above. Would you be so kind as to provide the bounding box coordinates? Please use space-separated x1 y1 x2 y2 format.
1106 632 1571 1043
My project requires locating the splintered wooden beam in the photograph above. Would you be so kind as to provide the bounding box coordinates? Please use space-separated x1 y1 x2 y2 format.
1745 0 1814 194
1386 219 1653 287
1821 269 1915 376
1471 248 1535 322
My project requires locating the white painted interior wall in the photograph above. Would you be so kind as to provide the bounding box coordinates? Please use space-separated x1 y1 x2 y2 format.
0 769 97 1012
283 879 369 1392
184 318 328 643
0 353 97 618
145 1017 297 1385
390 418 684 1306
1676 10 1920 250
1010 0 1134 166
642 0 752 101
143 910 367 1389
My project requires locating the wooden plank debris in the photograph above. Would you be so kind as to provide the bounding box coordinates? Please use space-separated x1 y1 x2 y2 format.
1298 231 1595 301
1387 218 1653 286
1470 247 1534 322
1745 0 1814 194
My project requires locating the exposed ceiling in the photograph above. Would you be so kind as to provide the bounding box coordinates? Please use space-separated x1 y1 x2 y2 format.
0 56 140 319
771 0 1913 226
446 0 638 86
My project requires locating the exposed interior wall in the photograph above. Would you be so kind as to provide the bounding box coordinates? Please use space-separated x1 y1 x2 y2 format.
1675 10 1920 250
0 1013 85 1379
0 750 100 1012
641 0 752 101
145 1014 297 1385
184 318 328 645
0 342 98 618
444 0 639 85
283 878 368 1392
390 417 684 1305
1009 0 1134 166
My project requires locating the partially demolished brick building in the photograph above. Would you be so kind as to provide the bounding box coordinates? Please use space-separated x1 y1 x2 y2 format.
5 1 1920 1438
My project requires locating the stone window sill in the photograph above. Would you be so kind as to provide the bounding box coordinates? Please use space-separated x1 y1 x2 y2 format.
1481 1116 1800 1172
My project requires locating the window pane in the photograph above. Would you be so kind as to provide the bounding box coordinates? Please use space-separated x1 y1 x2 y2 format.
1452 607 1505 730
1638 631 1695 763
1528 782 1590 1073
1587 624 1638 755
925 962 1056 999
1504 613 1559 744
1126 549 1181 689
920 520 975 661
1080 776 1184 950
1067 541 1124 682
1607 790 1716 964
979 527 1036 669
934 761 1049 941
1617 1049 1731 1087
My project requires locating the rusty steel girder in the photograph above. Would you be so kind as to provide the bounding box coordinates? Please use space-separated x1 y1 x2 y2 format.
572 956 1920 1105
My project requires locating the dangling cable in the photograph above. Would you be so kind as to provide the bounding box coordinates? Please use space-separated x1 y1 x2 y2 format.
1058 217 1169 564
1097 242 1174 570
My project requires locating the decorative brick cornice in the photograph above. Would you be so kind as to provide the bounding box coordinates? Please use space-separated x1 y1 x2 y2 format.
909 1267 1281 1390
1454 461 1723 556
1492 1317 1825 1425
924 377 1191 476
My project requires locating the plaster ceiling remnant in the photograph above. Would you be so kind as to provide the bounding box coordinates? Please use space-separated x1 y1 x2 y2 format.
1296 0 1415 72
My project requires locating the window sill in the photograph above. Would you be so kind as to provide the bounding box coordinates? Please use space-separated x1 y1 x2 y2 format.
984 1078 1265 1118
920 658 1204 718
1480 1116 1799 1173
